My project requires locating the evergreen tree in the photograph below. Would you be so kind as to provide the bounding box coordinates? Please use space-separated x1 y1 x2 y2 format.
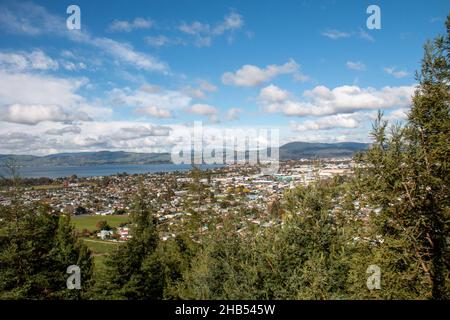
352 15 449 299
104 185 164 299
0 202 93 299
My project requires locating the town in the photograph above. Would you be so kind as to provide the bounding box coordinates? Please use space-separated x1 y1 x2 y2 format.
0 158 354 243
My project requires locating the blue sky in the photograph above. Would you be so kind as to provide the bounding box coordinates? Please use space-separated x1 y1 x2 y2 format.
0 0 448 155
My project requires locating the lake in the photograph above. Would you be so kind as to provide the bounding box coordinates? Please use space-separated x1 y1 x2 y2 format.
0 163 223 179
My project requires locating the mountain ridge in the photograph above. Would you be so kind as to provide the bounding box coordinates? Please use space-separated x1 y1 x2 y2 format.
0 141 369 167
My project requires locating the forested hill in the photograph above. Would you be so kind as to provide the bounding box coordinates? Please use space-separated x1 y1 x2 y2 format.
0 142 369 167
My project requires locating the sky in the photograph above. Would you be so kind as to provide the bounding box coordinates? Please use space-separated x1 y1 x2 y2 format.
0 0 448 155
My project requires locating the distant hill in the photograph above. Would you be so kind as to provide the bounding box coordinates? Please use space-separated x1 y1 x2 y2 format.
0 142 369 167
0 151 171 167
279 141 369 160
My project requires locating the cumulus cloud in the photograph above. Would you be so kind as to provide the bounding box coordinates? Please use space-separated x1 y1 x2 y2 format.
259 84 415 117
108 17 153 32
0 121 178 155
384 108 410 121
185 103 219 122
0 50 58 71
197 80 217 93
226 108 243 120
259 84 290 102
0 104 91 125
110 84 192 119
45 125 82 135
346 61 366 71
290 113 369 132
178 11 244 47
0 70 85 107
0 2 61 36
186 103 218 116
0 70 111 125
0 2 169 74
62 61 86 71
119 125 171 139
135 106 173 119
182 80 218 100
145 35 185 48
0 131 43 154
384 66 409 78
222 59 304 87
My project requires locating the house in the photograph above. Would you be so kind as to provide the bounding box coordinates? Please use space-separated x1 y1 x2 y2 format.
97 230 114 240
117 226 131 240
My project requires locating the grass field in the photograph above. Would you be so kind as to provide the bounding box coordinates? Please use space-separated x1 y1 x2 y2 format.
82 239 122 274
83 239 120 255
93 255 109 274
72 215 128 274
72 214 129 232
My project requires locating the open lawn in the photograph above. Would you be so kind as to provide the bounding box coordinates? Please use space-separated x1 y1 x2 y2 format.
72 214 129 232
82 239 123 274
83 239 120 255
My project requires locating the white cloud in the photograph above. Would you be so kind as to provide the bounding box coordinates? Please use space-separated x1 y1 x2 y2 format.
145 35 185 48
259 84 415 117
179 21 210 35
178 11 244 47
110 84 192 118
290 113 368 131
0 70 112 125
222 59 302 87
259 84 290 102
108 17 153 32
182 80 217 100
0 2 60 36
118 125 171 139
384 66 409 78
0 70 85 106
185 103 219 123
45 125 82 135
182 86 207 100
197 80 217 92
91 37 169 73
384 108 409 121
358 28 375 42
346 61 366 71
322 28 375 42
135 106 173 119
186 103 218 116
212 12 244 35
0 121 176 155
1 104 90 125
321 29 350 39
62 61 86 71
0 2 169 74
226 108 242 120
0 50 58 71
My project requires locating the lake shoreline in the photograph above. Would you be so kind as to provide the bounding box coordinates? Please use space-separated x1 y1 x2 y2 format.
0 163 223 179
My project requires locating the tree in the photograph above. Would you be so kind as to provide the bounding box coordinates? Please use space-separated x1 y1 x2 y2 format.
96 220 111 231
352 15 450 299
0 203 93 299
103 185 164 299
